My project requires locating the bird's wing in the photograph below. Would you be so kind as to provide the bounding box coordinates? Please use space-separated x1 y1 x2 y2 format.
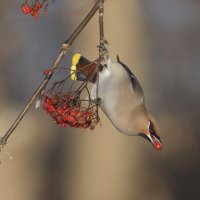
117 55 144 98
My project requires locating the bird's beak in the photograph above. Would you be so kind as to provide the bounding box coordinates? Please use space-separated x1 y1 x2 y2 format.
146 132 162 151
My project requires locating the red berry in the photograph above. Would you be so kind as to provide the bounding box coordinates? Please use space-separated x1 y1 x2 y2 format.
43 69 50 75
76 112 82 118
67 116 75 123
31 9 39 17
60 122 67 127
152 138 162 151
85 111 92 117
62 106 69 113
61 115 68 122
35 2 43 9
57 108 66 116
21 4 32 14
70 109 78 116
48 105 55 112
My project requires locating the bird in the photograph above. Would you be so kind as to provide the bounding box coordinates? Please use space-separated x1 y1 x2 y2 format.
70 53 162 151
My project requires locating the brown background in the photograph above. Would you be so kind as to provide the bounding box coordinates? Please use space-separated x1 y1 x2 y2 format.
0 0 200 199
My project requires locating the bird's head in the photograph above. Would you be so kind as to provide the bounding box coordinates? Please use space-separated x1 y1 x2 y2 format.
117 110 162 151
138 113 162 151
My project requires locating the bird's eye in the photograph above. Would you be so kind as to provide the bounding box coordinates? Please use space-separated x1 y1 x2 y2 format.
149 123 154 132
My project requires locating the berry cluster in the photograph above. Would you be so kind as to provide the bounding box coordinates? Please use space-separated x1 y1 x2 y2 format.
43 95 99 129
21 1 48 17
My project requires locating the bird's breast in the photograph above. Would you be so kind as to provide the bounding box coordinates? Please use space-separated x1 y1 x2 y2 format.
91 63 143 133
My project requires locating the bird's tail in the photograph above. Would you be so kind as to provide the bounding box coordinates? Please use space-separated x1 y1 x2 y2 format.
70 53 102 83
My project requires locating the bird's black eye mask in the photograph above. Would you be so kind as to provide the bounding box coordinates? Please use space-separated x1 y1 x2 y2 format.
149 121 161 142
138 121 162 151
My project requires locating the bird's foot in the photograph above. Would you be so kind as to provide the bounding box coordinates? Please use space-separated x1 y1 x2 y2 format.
97 40 109 57
91 97 102 106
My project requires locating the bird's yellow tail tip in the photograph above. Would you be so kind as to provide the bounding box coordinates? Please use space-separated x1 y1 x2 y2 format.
70 53 81 81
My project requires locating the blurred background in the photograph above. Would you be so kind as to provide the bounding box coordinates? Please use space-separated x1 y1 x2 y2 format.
0 0 200 199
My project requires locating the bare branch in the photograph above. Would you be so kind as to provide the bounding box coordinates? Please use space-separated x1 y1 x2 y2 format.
99 1 105 43
64 0 104 47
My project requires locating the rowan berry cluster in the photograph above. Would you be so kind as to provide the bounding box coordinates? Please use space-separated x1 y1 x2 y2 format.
21 0 48 17
43 95 99 129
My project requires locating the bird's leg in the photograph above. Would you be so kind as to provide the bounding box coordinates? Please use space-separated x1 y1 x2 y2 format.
98 42 109 57
91 97 102 106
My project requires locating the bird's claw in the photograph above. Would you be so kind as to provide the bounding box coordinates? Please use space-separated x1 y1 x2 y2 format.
91 97 102 105
97 40 109 57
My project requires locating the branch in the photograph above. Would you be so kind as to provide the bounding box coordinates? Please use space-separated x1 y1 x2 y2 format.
99 1 105 43
64 0 104 47
98 1 108 57
0 0 104 150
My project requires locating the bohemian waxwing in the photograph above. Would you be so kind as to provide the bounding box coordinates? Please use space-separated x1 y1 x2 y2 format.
71 53 162 151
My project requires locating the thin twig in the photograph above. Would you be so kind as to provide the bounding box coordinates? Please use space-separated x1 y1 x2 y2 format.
64 0 104 46
95 1 106 121
0 0 104 150
99 1 105 43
